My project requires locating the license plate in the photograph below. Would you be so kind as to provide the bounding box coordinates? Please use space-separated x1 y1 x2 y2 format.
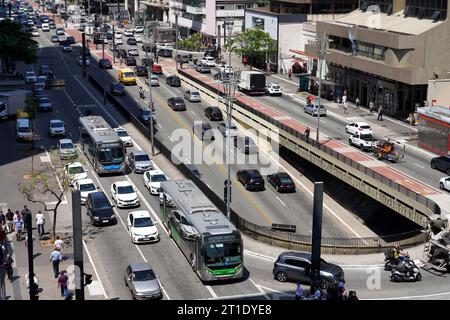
102 220 108 223
143 238 150 241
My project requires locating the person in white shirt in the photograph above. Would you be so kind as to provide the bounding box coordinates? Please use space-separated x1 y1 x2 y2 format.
36 211 45 239
54 236 64 253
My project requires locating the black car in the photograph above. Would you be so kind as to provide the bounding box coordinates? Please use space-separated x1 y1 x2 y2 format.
236 169 265 191
158 48 173 57
126 56 137 66
127 37 137 45
431 156 450 175
195 64 211 73
98 59 112 69
273 251 345 288
204 49 218 59
67 36 75 44
141 58 153 67
167 97 186 111
166 75 181 87
135 65 148 77
116 49 127 58
204 106 223 121
110 82 125 96
267 172 296 193
86 192 117 226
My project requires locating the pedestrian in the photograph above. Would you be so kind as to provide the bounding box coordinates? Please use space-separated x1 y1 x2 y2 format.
54 236 65 252
369 101 374 114
336 282 348 300
50 248 63 278
6 209 14 233
288 68 292 80
36 211 45 239
57 271 69 299
304 127 311 142
21 205 31 232
377 105 383 121
295 283 304 300
14 216 24 241
348 290 359 301
0 210 5 229
343 102 348 114
309 285 323 300
3 253 14 282
355 97 360 109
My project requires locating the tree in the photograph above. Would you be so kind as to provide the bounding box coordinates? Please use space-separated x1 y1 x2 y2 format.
179 33 203 51
18 153 72 241
230 29 276 70
0 20 38 74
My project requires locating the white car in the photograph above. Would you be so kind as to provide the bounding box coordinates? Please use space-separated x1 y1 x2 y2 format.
159 43 172 50
74 178 97 204
48 119 66 137
77 56 90 66
124 29 134 37
126 210 159 243
25 70 37 83
41 23 49 31
58 139 77 159
265 83 282 96
143 170 168 195
114 32 122 39
440 176 450 191
134 26 144 33
134 35 143 43
64 162 87 185
219 64 234 74
31 29 40 37
218 122 238 137
345 122 373 135
201 56 215 67
114 127 133 147
111 180 140 208
128 48 139 56
148 75 159 86
114 38 123 45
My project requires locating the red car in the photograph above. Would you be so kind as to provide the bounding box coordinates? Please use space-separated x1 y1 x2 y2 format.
151 64 162 74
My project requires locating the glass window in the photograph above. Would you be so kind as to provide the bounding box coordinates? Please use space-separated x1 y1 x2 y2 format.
205 242 241 268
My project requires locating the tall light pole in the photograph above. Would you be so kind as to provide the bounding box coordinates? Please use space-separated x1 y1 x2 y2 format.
175 12 179 69
222 20 238 220
315 34 329 143
147 71 155 156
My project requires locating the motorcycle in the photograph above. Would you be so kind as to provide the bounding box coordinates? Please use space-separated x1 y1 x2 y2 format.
390 260 422 282
139 90 145 100
384 248 409 271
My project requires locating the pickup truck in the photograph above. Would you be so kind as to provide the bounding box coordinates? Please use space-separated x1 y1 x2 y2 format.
349 133 378 151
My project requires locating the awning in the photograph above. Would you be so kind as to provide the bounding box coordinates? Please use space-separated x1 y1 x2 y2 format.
289 49 318 60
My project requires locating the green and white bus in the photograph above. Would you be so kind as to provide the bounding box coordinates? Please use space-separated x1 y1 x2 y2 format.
159 179 244 282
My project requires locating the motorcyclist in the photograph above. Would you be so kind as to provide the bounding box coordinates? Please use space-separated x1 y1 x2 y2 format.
393 243 409 263
139 86 145 99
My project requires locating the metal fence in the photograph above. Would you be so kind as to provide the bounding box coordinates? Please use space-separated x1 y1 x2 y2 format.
88 73 428 254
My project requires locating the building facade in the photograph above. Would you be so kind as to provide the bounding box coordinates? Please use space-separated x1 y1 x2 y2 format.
306 0 450 117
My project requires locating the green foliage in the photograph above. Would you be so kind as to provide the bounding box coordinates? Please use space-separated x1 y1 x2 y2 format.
178 33 204 51
0 20 38 73
25 96 39 119
230 29 276 67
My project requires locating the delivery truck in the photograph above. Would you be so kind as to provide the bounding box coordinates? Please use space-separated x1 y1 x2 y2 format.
238 71 266 95
0 90 31 119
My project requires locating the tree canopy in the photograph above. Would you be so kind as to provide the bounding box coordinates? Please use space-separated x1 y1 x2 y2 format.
0 20 38 73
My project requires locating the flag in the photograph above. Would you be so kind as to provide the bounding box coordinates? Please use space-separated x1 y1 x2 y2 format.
348 26 356 55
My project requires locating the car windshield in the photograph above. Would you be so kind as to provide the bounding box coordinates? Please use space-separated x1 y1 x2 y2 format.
61 142 73 149
117 185 134 194
51 122 63 128
151 174 166 182
98 143 124 164
205 241 241 268
40 98 49 103
151 76 158 80
133 269 156 282
360 134 372 140
279 175 293 183
79 183 95 192
191 91 199 96
272 85 280 89
93 198 110 209
134 217 154 228
112 83 123 89
68 166 83 174
124 72 135 78
115 130 128 137
135 154 150 162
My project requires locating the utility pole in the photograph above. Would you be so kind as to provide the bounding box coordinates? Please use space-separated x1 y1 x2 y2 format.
87 0 91 44
26 213 37 300
175 13 179 70
148 71 155 156
112 24 116 64
311 182 324 295
315 34 328 143
72 190 84 300
82 32 87 78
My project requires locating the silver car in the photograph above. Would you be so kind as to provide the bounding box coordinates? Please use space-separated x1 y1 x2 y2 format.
128 150 153 173
184 90 201 102
304 103 326 116
124 263 162 300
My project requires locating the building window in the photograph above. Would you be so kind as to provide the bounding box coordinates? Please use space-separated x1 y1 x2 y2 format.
405 0 447 19
329 35 386 61
236 5 244 9
217 5 225 10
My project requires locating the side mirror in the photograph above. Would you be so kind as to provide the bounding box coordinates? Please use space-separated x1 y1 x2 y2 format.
154 221 159 225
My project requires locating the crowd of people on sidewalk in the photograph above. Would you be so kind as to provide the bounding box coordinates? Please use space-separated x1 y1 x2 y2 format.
294 282 359 301
0 206 48 242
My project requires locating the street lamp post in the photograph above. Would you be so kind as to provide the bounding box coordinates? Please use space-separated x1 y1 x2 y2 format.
175 12 179 69
315 34 328 143
147 72 155 156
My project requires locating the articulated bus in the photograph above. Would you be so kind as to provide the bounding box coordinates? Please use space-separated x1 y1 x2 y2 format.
79 116 126 174
159 179 244 282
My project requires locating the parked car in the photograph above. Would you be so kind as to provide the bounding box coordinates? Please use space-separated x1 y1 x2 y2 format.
167 97 186 111
151 64 162 74
128 150 153 173
64 162 87 186
143 170 168 195
73 178 97 205
273 251 345 288
127 211 159 244
110 82 125 96
265 83 282 96
25 70 37 83
234 135 258 154
267 172 296 193
127 37 137 45
217 122 238 137
48 119 66 137
204 106 223 121
38 96 52 111
124 263 162 300
58 138 77 160
237 169 265 191
126 56 137 66
166 75 181 87
304 103 327 116
98 58 112 69
134 65 148 77
345 122 372 135
184 90 201 102
128 48 139 56
431 156 450 175
195 64 211 73
440 176 450 191
86 191 116 226
114 127 133 147
111 180 140 208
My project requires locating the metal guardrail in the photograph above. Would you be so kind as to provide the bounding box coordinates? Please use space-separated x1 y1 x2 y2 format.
178 69 440 218
87 73 428 254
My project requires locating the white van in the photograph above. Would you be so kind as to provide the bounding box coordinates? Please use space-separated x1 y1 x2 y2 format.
42 23 50 31
16 118 33 141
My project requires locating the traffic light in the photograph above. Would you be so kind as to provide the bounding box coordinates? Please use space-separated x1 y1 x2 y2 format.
83 273 93 286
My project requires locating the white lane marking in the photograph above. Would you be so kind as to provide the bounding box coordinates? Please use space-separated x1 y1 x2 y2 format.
90 171 171 300
244 249 275 262
206 183 212 189
190 110 196 116
157 123 162 129
161 84 177 97
257 285 284 294
368 291 450 300
276 196 286 207
249 279 270 300
204 285 218 298
414 163 425 169
203 292 268 300
406 143 437 158
82 240 109 299
167 135 173 142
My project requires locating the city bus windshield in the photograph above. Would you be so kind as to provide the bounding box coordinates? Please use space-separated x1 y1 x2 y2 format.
205 242 241 269
98 143 124 165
